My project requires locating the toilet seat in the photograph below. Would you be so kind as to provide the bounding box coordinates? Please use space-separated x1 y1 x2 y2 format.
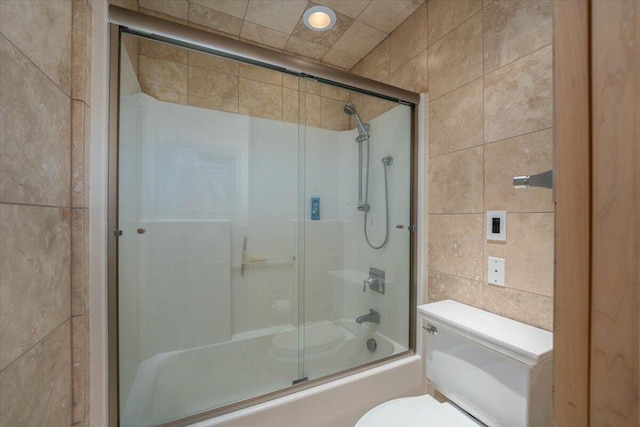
355 395 483 427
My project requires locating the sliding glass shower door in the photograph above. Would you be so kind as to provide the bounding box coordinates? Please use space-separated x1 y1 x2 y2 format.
115 32 413 427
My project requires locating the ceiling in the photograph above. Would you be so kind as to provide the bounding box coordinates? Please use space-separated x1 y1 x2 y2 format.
136 0 426 70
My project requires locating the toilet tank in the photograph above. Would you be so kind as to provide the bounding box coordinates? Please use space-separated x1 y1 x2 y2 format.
419 300 553 427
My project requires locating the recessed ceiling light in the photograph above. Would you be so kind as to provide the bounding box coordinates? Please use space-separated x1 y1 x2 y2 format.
303 6 336 32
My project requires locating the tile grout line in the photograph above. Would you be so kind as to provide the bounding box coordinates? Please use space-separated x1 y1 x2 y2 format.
0 318 72 375
428 126 554 161
1 32 72 100
428 269 554 300
483 42 553 79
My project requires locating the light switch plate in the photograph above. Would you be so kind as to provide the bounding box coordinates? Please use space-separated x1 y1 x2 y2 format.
486 211 507 241
488 257 505 286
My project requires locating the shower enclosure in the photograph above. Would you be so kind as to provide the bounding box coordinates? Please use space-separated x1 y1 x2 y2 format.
109 8 418 426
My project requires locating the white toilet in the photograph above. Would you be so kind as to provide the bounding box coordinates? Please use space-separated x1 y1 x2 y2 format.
356 300 553 427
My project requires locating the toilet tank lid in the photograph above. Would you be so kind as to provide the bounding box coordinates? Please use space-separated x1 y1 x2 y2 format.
419 300 553 366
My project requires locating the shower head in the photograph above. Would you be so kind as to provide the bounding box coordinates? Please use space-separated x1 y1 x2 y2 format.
343 102 369 138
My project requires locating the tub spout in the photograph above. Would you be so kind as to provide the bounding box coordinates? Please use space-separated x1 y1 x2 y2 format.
356 309 380 325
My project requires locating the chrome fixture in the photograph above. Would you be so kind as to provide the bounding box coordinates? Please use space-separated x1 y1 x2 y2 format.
513 169 553 189
343 102 369 138
343 103 392 249
356 309 381 325
366 338 378 352
422 324 438 335
363 267 385 294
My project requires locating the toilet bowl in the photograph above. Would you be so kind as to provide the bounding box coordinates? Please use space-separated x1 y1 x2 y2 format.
356 394 483 427
355 300 553 427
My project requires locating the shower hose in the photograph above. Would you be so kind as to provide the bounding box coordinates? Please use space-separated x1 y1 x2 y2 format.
362 136 391 250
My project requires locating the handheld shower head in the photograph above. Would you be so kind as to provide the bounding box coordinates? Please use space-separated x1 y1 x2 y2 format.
343 102 369 138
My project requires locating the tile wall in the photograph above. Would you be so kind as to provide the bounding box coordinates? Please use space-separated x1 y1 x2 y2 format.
131 36 353 131
0 0 92 425
352 0 554 331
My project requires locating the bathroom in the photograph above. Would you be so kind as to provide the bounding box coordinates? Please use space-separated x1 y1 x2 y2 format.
0 1 637 426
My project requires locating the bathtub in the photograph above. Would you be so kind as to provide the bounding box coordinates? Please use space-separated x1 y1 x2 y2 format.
122 319 423 427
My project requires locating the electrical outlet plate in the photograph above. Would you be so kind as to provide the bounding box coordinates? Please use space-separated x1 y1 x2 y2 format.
488 257 505 286
486 211 507 241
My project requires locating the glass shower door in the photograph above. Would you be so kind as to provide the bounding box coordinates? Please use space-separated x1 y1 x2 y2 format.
300 81 412 380
115 31 414 427
117 34 305 426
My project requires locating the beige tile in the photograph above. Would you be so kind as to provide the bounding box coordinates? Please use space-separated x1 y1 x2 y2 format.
333 21 388 59
138 55 187 104
82 208 90 311
429 146 483 213
72 0 86 101
428 214 484 280
481 284 553 330
239 63 283 86
389 3 428 72
244 0 310 34
83 104 91 209
190 0 248 19
322 49 360 70
428 79 483 157
283 88 299 124
361 95 395 123
305 93 322 127
139 38 187 64
0 36 71 207
0 321 71 427
321 97 350 131
72 316 85 423
315 0 369 18
0 205 71 370
283 74 300 90
484 0 553 73
187 66 239 113
188 21 240 39
390 49 428 93
82 307 90 418
0 0 72 95
303 79 321 95
284 36 330 61
359 0 425 33
138 6 188 24
84 0 93 106
320 84 350 101
427 270 483 307
485 213 554 297
109 0 139 10
291 6 354 49
240 21 290 50
351 60 364 76
138 0 188 20
427 0 482 46
72 101 85 208
362 38 390 82
484 129 554 212
122 34 139 77
188 3 244 37
428 13 482 100
484 45 552 143
71 209 84 316
239 78 283 120
188 50 238 75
